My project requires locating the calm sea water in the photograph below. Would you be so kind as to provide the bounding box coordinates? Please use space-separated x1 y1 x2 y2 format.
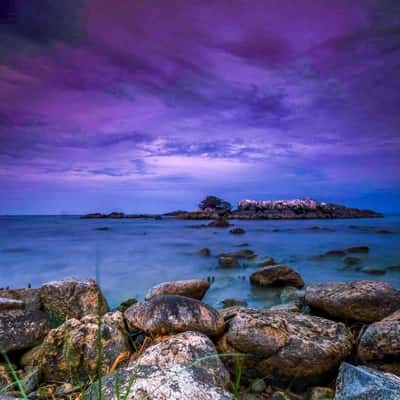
1 215 399 309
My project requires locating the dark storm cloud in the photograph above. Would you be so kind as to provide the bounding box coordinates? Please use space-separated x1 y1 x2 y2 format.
0 0 399 213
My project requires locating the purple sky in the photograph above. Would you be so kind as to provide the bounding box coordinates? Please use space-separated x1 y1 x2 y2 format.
1 0 399 214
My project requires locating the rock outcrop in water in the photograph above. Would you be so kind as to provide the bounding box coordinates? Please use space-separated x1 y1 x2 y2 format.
81 196 383 220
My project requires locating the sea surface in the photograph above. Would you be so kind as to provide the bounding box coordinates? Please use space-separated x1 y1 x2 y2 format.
1 215 399 309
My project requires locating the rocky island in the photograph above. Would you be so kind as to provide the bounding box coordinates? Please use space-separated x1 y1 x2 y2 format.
82 196 383 220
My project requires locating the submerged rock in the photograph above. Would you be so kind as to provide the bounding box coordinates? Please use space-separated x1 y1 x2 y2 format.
145 279 210 300
198 247 211 256
257 257 276 267
305 280 400 322
219 256 239 268
358 310 400 375
221 298 248 308
35 311 129 383
208 218 231 228
230 227 246 234
218 309 353 379
335 362 400 400
360 267 386 275
0 309 50 352
250 265 304 288
343 256 361 266
40 278 109 320
124 295 224 337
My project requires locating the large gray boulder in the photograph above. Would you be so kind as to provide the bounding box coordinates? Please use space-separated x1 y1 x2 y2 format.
87 331 232 400
145 279 210 301
218 309 353 379
124 295 224 337
40 278 109 320
358 310 400 375
305 280 400 322
335 363 400 399
0 309 50 352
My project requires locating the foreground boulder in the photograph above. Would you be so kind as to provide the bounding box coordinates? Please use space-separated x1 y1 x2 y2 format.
250 265 304 288
124 295 224 337
40 278 109 320
218 309 353 379
87 331 232 400
305 280 400 322
0 309 49 352
87 364 233 400
130 331 230 388
335 362 400 400
34 311 129 383
358 310 400 375
145 279 210 300
0 297 24 311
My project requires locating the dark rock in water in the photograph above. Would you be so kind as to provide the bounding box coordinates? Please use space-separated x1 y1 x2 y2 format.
198 247 211 256
305 280 400 322
325 249 347 257
0 309 50 352
387 264 400 271
344 256 362 266
358 310 400 375
145 279 210 300
219 249 257 260
257 257 276 267
154 214 162 220
0 288 41 311
250 265 304 288
208 218 231 228
87 331 233 400
40 278 109 320
124 295 224 337
236 243 249 247
117 298 137 313
95 226 110 231
221 298 248 308
230 227 246 234
335 362 400 400
346 245 369 253
35 311 129 383
219 256 239 268
361 267 386 275
218 309 353 379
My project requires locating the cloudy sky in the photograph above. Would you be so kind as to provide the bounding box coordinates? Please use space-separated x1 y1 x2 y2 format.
0 0 399 214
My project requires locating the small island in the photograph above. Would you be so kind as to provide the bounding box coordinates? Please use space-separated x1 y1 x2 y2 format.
81 196 383 220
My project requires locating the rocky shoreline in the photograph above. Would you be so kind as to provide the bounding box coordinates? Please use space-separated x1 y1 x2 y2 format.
81 196 383 221
1 274 399 399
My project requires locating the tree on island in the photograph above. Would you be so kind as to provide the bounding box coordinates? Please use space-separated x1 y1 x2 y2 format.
198 196 232 214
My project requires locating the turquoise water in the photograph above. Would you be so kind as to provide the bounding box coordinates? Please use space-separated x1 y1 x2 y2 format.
1 215 399 309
